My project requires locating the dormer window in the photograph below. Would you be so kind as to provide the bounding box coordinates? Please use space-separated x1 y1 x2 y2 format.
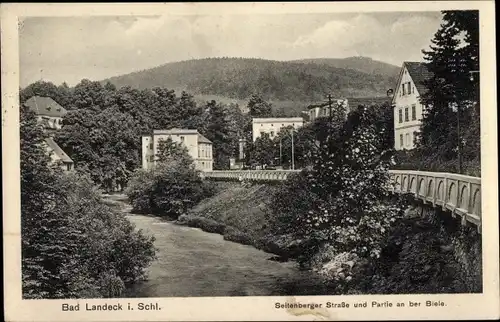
46 106 52 111
56 108 61 112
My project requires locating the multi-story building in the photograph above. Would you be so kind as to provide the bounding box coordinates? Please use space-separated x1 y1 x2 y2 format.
392 62 433 150
307 97 391 123
142 129 213 171
252 117 304 141
23 96 74 171
24 96 67 131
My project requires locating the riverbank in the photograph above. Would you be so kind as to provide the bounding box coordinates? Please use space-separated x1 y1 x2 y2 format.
175 182 301 261
101 194 332 296
170 182 482 294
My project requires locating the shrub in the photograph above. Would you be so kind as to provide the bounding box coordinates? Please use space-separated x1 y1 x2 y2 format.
269 105 406 271
223 226 253 245
126 154 215 218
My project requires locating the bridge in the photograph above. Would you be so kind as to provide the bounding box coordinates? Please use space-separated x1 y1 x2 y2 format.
200 169 482 232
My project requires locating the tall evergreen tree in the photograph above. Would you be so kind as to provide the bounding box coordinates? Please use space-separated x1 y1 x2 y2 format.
418 10 480 163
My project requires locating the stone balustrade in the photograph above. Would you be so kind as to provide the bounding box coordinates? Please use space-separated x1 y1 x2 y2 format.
200 170 301 182
389 170 481 231
201 169 481 231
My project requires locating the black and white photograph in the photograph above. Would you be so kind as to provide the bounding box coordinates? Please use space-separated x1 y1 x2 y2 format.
2 2 498 321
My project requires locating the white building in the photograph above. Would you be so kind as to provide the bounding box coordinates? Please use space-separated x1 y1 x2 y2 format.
142 129 213 171
252 117 304 141
392 62 433 150
23 96 74 172
307 97 391 123
43 138 74 172
24 96 67 130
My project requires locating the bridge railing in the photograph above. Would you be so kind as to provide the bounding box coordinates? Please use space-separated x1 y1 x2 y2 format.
388 170 481 230
200 170 301 182
201 169 481 231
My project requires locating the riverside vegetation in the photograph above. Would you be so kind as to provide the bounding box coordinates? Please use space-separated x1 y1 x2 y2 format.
21 106 156 299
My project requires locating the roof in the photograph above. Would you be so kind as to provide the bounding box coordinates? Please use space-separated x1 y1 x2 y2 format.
197 134 212 144
44 138 73 163
24 96 67 117
252 117 304 123
347 97 391 109
153 128 200 135
307 97 390 110
403 62 433 96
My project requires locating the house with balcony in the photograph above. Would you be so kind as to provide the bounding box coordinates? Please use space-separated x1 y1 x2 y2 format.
141 129 213 171
392 62 433 150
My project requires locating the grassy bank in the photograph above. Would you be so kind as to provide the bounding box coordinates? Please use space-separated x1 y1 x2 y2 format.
176 181 301 259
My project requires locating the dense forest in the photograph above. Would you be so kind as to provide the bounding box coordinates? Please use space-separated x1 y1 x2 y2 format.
103 57 398 101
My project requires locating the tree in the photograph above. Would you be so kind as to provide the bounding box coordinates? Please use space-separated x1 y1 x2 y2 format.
156 137 193 168
270 104 403 279
20 105 156 298
204 100 233 169
418 10 480 166
247 94 272 117
251 133 275 167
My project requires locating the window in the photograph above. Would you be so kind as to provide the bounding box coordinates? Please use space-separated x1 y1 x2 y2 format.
149 143 153 149
402 84 406 96
180 136 184 142
407 82 411 94
270 131 275 137
411 104 416 120
406 133 410 147
398 109 403 123
66 163 72 171
404 107 409 122
400 134 404 148
271 124 274 127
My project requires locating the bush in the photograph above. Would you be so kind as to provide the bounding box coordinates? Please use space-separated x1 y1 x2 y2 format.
223 226 254 245
269 105 406 269
392 149 481 177
126 159 215 218
177 214 226 234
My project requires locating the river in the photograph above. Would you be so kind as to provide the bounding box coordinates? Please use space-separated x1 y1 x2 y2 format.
123 212 329 297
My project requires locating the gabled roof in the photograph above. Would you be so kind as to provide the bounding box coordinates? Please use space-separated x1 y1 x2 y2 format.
197 134 212 144
44 138 73 163
404 62 433 96
24 96 67 118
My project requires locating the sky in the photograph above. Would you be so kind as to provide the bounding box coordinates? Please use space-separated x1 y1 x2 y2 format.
19 12 443 87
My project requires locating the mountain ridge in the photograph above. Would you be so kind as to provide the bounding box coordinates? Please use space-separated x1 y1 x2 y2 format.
102 57 399 103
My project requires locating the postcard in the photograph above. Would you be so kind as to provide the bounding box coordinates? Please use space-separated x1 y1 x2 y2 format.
2 2 498 321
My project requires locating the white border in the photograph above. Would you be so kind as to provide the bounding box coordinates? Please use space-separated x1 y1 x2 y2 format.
2 2 498 321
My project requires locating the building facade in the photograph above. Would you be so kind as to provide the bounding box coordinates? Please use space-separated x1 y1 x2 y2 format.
44 138 74 172
24 96 74 171
142 129 213 171
392 62 433 150
24 96 68 130
307 97 390 123
252 117 304 141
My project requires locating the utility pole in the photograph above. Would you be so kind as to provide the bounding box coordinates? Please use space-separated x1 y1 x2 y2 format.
291 129 295 170
279 138 282 167
327 94 333 119
457 102 463 174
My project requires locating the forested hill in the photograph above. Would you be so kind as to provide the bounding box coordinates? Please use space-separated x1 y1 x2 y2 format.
291 57 401 78
103 57 398 102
